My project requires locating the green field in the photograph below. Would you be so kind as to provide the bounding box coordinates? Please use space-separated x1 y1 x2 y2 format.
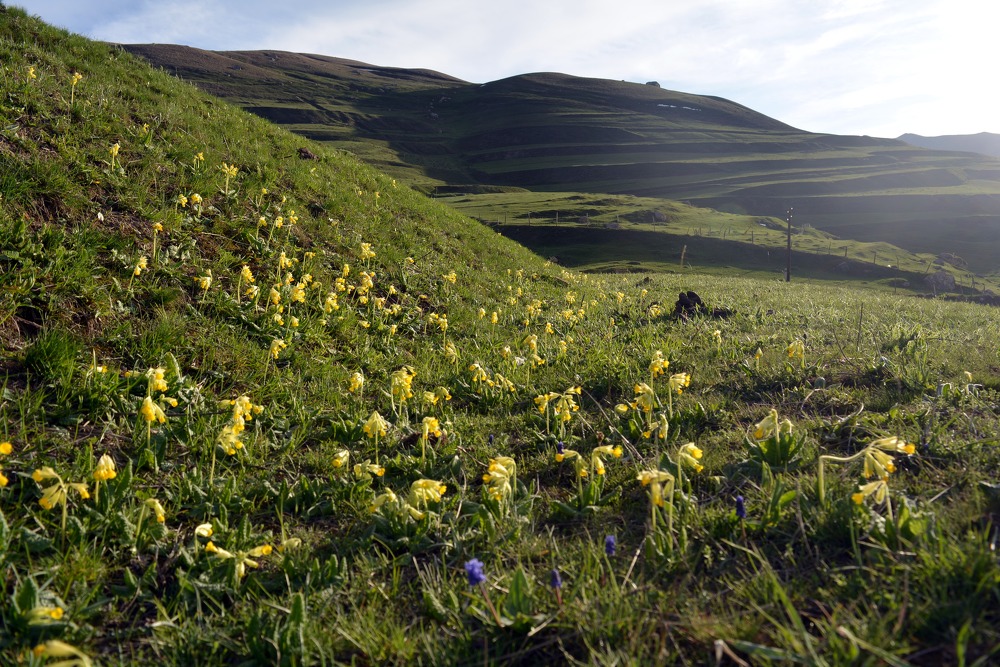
2 8 1000 665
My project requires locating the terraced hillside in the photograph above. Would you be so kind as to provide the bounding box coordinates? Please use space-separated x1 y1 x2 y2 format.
127 44 1000 274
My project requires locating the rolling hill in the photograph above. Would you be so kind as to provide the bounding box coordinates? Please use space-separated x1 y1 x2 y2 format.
898 132 1000 158
125 44 1000 275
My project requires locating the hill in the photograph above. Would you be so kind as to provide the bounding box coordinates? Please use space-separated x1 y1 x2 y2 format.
3 7 1000 665
899 131 1000 158
125 44 1000 275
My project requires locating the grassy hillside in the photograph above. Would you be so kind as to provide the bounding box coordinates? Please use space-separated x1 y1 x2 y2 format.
3 7 1000 665
125 44 1000 275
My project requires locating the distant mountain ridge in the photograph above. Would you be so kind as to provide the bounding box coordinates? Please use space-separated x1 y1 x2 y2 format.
898 132 1000 158
124 44 1000 274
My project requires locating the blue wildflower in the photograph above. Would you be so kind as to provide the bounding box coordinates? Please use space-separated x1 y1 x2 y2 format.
465 558 486 587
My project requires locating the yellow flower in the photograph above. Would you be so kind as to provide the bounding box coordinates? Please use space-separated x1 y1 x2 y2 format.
852 479 888 505
176 193 188 208
93 454 117 481
668 372 691 394
360 242 376 260
241 264 255 284
0 441 11 456
421 416 442 440
28 605 65 623
679 442 704 473
32 640 92 666
633 383 657 413
144 498 166 523
71 71 83 86
391 366 416 402
442 271 457 284
534 391 560 414
871 435 916 456
349 371 365 394
363 411 389 439
409 478 448 507
753 409 779 440
787 338 805 360
195 523 214 538
649 350 668 378
332 449 350 468
269 338 287 359
196 269 213 291
27 66 37 80
133 255 147 277
140 396 166 424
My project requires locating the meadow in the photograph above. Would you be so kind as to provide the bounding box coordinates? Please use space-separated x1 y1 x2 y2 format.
2 7 1000 665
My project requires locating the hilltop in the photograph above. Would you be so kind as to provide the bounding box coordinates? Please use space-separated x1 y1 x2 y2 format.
125 44 1000 275
3 8 1000 666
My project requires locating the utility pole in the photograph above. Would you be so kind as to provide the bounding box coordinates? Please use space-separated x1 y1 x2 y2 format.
785 207 793 282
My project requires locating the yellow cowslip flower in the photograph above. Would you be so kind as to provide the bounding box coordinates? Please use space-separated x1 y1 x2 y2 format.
152 221 163 233
636 469 675 507
190 193 203 205
353 460 385 478
144 498 167 523
290 282 306 303
196 270 213 291
491 311 499 324
205 541 235 559
332 449 350 468
871 435 916 456
273 313 285 327
534 391 560 414
443 341 458 364
553 388 581 423
349 371 365 394
494 374 516 393
140 396 166 424
713 329 722 345
269 338 287 359
852 479 888 505
360 242 376 260
679 442 704 473
668 372 691 394
555 447 578 464
787 338 805 360
324 292 339 313
649 350 668 378
32 640 92 666
241 265 255 284
753 409 780 440
247 544 272 557
176 193 188 208
32 466 59 483
219 162 238 178
93 454 117 481
27 66 37 80
28 605 64 623
0 441 12 456
289 316 299 328
277 538 302 552
614 403 630 416
195 523 214 538
217 424 244 455
863 448 895 480
478 307 486 319
633 383 657 413
391 366 416 402
133 255 147 277
147 366 168 393
470 363 490 384
363 411 389 439
39 483 67 510
591 444 622 476
421 416 442 440
409 478 447 507
442 271 457 284
523 334 538 353
370 489 398 512
0 469 7 487
71 71 83 86
655 413 669 441
110 142 120 158
434 386 452 403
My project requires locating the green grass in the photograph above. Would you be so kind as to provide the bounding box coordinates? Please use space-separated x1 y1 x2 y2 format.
2 8 1000 665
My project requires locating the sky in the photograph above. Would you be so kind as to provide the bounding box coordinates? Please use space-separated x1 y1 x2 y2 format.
13 0 1000 138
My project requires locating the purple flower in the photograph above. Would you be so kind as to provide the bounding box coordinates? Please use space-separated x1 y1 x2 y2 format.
735 495 746 520
550 568 562 589
464 558 486 587
604 534 617 557
488 433 495 445
556 441 565 455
